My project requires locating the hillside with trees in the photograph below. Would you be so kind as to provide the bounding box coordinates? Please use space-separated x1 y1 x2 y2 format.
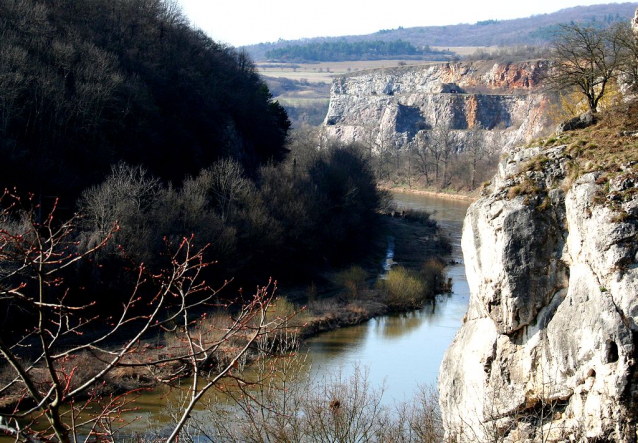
264 39 452 62
0 2 396 438
245 3 638 61
0 0 393 298
0 0 290 203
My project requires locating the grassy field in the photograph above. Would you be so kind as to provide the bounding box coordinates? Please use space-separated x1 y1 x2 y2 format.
257 59 439 83
256 48 496 83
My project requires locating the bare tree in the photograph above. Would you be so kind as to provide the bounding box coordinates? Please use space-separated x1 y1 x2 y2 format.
465 126 486 190
430 124 456 189
78 162 160 239
0 191 279 442
414 131 432 185
184 159 251 223
615 21 638 92
545 22 626 113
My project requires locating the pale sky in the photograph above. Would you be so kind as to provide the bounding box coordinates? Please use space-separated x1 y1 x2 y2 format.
177 1 634 47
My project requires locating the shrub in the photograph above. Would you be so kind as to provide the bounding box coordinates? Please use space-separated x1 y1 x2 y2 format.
402 208 435 226
264 297 308 329
334 265 369 299
421 258 447 294
380 266 428 309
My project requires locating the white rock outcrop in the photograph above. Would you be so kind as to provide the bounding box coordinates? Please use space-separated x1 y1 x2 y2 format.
322 60 552 153
440 145 638 441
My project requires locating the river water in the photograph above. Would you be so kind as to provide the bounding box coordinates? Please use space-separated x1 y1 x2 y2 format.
88 192 471 434
304 192 471 404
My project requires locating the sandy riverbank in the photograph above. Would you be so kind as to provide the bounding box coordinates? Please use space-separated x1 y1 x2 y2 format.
379 185 479 202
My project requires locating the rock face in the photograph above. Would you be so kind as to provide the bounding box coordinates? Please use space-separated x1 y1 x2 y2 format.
439 145 638 441
322 60 552 152
556 111 597 134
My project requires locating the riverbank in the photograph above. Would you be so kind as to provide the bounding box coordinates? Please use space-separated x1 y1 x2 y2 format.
276 210 451 337
0 210 450 414
378 184 479 202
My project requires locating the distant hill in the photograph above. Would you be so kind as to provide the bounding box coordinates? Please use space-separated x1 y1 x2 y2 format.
264 40 452 63
244 3 638 61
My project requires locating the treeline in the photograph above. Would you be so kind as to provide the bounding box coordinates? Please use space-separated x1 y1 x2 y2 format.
368 126 502 192
529 13 628 41
76 143 383 305
0 0 289 203
264 40 450 62
244 4 637 60
464 45 547 63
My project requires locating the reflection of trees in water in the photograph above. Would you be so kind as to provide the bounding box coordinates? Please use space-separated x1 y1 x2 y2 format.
375 295 454 340
304 327 369 360
375 312 426 339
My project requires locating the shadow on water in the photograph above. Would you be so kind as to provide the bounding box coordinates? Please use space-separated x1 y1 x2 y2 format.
305 192 471 404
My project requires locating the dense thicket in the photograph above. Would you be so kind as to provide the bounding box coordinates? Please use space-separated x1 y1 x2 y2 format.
264 40 451 62
76 143 384 299
0 0 290 202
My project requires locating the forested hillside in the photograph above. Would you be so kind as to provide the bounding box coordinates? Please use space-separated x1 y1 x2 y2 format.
0 0 386 318
264 40 451 62
245 3 637 61
0 0 290 202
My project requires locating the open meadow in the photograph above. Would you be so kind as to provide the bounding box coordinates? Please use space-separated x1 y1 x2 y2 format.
257 59 438 83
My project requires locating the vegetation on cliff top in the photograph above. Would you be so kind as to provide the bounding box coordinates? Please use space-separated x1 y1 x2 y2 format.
500 99 638 226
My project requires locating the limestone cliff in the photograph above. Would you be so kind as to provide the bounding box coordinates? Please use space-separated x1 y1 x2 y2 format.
322 60 552 152
439 139 638 441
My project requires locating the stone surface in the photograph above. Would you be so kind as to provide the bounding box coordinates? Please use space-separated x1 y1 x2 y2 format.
439 146 638 442
322 60 552 153
556 111 597 134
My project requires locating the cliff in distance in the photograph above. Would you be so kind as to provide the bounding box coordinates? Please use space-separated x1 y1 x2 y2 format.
439 107 638 441
322 60 552 154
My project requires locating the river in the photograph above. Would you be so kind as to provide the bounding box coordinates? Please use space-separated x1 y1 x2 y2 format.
304 192 471 404
75 192 471 435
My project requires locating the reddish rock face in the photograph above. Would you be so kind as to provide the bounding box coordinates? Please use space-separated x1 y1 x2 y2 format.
437 60 548 92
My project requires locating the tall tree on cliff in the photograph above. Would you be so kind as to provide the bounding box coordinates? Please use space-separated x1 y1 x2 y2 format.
545 22 627 113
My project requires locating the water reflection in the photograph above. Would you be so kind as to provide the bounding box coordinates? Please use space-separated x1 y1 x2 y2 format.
305 192 471 404
374 310 429 340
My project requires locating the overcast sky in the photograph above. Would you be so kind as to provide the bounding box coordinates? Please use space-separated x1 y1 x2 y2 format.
177 1 635 47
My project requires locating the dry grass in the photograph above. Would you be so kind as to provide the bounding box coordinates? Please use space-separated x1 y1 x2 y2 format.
542 102 638 176
512 101 638 218
506 177 542 200
256 59 438 83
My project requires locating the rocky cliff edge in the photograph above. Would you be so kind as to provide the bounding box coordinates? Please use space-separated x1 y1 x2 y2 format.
322 60 552 153
439 123 638 441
